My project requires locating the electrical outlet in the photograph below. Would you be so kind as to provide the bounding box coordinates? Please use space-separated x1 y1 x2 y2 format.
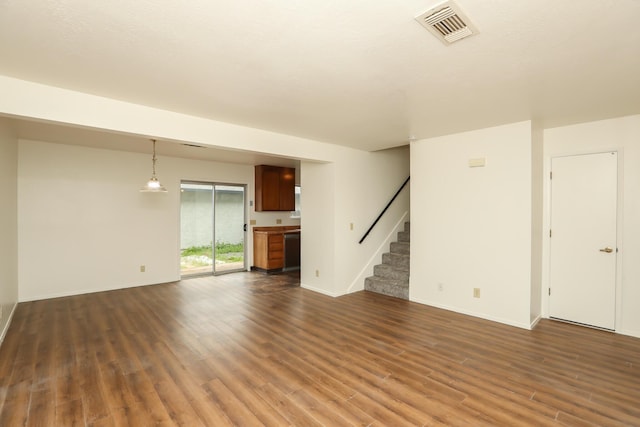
473 288 481 298
276 219 282 224
438 283 444 292
315 269 320 277
250 219 256 225
140 265 146 273
350 222 354 231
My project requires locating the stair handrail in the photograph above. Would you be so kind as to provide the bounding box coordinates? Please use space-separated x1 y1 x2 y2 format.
359 176 410 244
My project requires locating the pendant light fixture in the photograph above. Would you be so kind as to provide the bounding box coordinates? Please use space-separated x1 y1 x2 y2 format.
140 139 167 192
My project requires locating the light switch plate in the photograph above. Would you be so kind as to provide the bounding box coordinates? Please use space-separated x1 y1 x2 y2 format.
468 158 486 168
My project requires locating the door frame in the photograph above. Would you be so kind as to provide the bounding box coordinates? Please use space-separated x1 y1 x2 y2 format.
541 148 624 331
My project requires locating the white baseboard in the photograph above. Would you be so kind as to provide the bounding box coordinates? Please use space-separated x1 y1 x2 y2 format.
300 282 342 298
410 297 533 330
529 314 542 329
617 329 640 339
0 302 18 349
18 277 181 302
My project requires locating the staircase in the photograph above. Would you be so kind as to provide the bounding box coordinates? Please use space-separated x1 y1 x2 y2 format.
364 222 410 300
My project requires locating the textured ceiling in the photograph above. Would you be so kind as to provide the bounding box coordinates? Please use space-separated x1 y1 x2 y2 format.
1 0 639 152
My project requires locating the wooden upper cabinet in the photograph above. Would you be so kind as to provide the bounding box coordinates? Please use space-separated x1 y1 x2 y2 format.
256 165 281 211
255 165 295 211
279 168 295 210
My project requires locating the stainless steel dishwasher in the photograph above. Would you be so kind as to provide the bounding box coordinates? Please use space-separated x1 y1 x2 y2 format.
283 231 300 271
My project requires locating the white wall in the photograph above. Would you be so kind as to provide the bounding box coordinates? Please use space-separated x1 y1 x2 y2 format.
16 139 406 302
543 115 640 338
299 146 410 297
3 76 409 300
0 118 19 344
18 139 302 301
300 162 336 294
334 148 410 294
8 75 636 338
411 121 534 329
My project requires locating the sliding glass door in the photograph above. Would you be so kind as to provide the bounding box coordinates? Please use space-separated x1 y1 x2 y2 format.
180 182 246 276
213 185 245 273
180 182 213 276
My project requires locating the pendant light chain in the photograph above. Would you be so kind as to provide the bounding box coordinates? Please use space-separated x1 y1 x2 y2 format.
152 139 158 177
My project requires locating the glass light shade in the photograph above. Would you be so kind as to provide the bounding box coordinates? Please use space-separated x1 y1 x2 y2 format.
140 176 167 192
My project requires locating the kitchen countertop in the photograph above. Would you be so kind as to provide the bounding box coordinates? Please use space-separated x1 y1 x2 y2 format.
253 226 300 235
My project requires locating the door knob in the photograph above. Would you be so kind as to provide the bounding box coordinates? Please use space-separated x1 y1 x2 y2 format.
599 247 613 253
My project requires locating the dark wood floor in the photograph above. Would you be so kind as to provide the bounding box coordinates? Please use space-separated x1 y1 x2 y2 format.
1 272 639 426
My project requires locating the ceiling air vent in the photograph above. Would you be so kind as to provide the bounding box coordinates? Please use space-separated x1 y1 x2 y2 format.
415 0 478 45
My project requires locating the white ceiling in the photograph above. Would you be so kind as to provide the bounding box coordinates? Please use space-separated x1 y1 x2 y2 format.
1 0 639 153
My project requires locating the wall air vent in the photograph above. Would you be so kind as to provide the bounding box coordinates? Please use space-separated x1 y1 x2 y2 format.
415 0 478 45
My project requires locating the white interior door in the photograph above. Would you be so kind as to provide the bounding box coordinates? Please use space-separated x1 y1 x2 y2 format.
549 152 617 330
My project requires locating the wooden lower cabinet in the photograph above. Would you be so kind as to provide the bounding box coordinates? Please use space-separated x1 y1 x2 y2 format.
253 226 299 271
254 233 284 270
